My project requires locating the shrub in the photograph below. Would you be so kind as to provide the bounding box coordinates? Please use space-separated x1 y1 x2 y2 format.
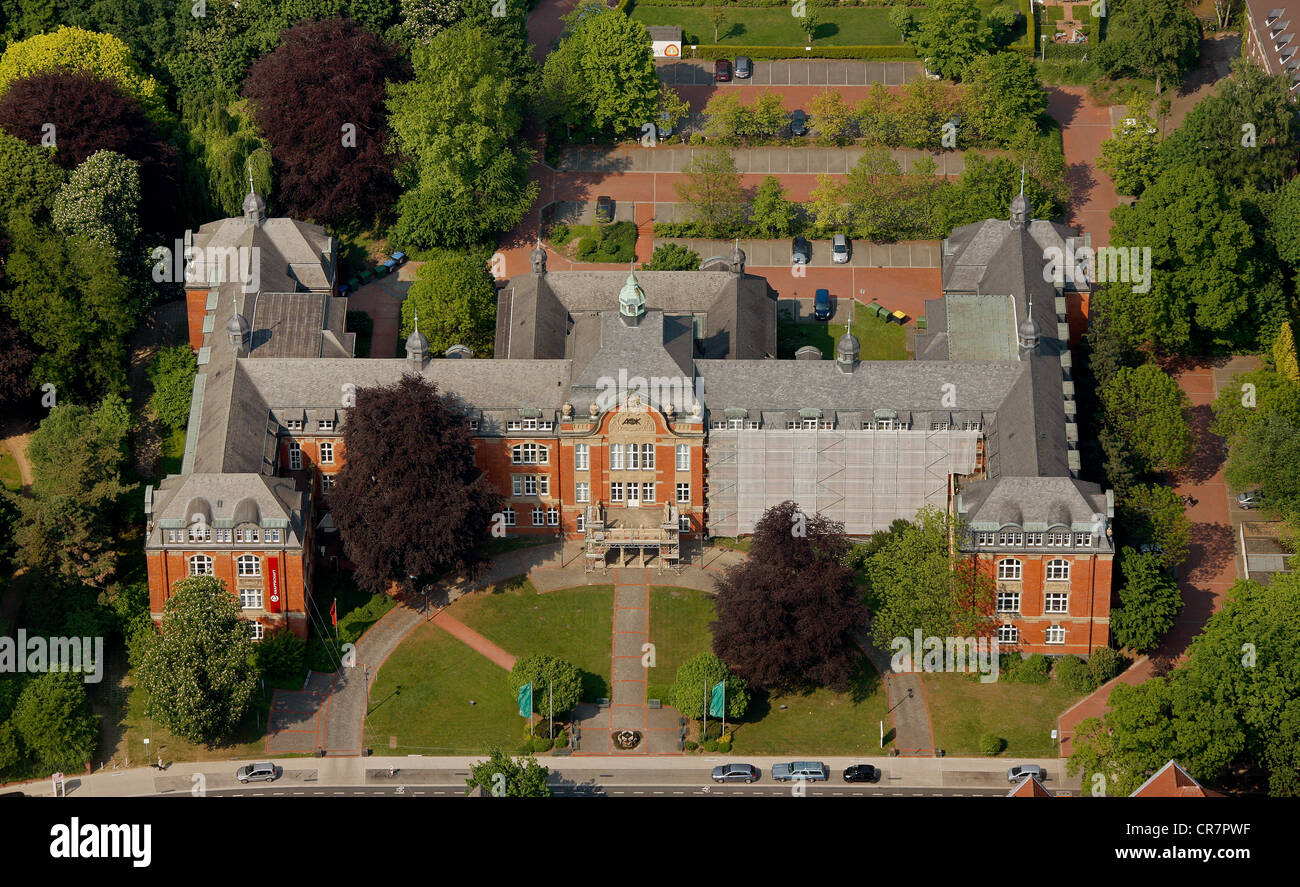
255 631 307 683
683 740 698 752
1054 654 1096 693
700 720 723 741
1012 654 1050 684
716 739 732 753
575 221 636 263
555 729 570 749
998 653 1022 678
147 345 197 430
643 242 701 270
702 739 719 752
532 736 554 753
979 733 1006 755
1087 647 1122 686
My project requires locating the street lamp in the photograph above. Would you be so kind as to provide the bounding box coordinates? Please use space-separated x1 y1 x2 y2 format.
1041 34 1047 62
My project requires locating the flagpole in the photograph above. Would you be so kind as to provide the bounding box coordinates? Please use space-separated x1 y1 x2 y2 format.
549 680 553 741
702 679 707 742
722 680 726 736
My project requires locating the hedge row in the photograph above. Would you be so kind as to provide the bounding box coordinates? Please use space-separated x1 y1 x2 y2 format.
637 0 925 6
687 44 917 60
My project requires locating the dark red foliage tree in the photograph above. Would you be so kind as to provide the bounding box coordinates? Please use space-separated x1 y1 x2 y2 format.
0 72 179 233
242 17 407 228
0 312 38 409
329 375 501 595
711 500 867 692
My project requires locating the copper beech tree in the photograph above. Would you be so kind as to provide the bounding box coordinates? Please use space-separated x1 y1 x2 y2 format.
710 501 867 692
329 375 501 595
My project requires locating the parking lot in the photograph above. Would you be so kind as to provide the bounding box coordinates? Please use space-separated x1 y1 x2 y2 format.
658 59 923 87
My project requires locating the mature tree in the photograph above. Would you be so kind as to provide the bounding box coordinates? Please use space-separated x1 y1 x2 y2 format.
1270 177 1300 281
867 506 997 648
1224 412 1300 522
894 76 951 149
934 152 1060 235
907 0 994 81
52 150 140 256
179 96 272 220
542 3 659 138
1210 368 1300 450
399 249 496 357
669 652 750 721
800 6 823 44
242 18 406 227
749 175 799 239
388 21 537 249
0 131 62 222
711 501 867 691
674 147 745 237
0 71 178 232
1158 60 1300 192
1093 0 1201 96
985 4 1020 46
0 216 136 400
1098 105 1160 197
147 344 198 430
1098 164 1284 353
1275 321 1300 386
1111 548 1183 653
856 82 901 146
0 319 39 410
642 243 701 271
136 575 259 744
509 653 582 718
11 671 98 771
807 172 849 234
748 91 788 141
888 4 918 43
330 375 501 594
465 748 552 797
0 25 168 122
1119 485 1191 569
961 51 1046 147
399 0 471 41
1101 364 1193 474
702 91 751 143
810 90 855 146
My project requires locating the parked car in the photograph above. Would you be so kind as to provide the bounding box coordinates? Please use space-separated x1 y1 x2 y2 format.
735 55 752 78
236 762 279 784
338 283 352 296
595 195 614 223
772 761 829 782
1006 764 1045 784
791 235 810 264
711 763 759 784
714 59 732 82
843 764 881 784
1236 490 1266 510
657 111 674 139
790 109 808 137
831 233 851 264
813 288 832 321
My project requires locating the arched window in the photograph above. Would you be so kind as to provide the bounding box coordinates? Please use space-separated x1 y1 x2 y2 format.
1046 558 1070 581
189 555 213 576
997 558 1022 581
237 555 261 577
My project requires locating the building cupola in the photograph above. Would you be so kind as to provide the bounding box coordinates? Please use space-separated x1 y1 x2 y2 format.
618 269 646 326
835 331 860 373
242 159 266 227
227 298 251 354
406 312 429 369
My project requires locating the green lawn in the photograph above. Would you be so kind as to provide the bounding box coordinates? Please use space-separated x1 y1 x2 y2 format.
631 6 904 46
0 451 21 492
729 661 894 755
778 309 909 360
646 586 716 700
453 579 614 702
921 672 1086 757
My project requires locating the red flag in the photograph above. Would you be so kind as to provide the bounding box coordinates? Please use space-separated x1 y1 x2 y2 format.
330 599 337 626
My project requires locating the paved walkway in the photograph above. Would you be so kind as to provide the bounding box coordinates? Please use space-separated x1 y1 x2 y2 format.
558 144 990 176
430 611 516 670
854 629 935 756
345 265 411 359
1047 86 1120 251
1056 358 1252 756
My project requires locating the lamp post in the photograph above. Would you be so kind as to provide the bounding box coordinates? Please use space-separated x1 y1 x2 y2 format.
1040 34 1047 62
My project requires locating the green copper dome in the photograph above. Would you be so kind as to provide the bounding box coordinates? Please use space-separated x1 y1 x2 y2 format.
618 270 646 318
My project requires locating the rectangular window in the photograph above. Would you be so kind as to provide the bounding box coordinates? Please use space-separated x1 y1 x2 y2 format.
641 443 654 470
321 475 335 490
318 419 335 431
998 560 1022 581
1045 593 1069 614
996 591 1020 613
1048 532 1069 546
676 482 690 503
522 418 537 430
289 442 302 471
265 529 280 543
745 420 760 429
524 476 539 496
236 528 260 543
1025 533 1043 546
539 476 549 496
285 419 303 431
626 483 640 504
531 506 544 526
610 483 623 502
710 420 728 430
642 482 655 503
240 588 263 609
502 508 515 527
576 513 585 532
512 476 523 496
997 624 1019 644
1045 625 1066 645
506 420 521 431
678 514 691 532
216 529 233 543
610 445 624 470
575 444 590 471
237 555 261 577
546 508 559 526
468 419 479 430
1075 533 1093 547
626 443 639 470
576 482 590 503
250 622 264 642
976 532 996 546
319 442 334 464
675 444 690 471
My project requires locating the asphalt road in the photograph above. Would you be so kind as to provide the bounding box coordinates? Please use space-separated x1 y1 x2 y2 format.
183 784 1012 798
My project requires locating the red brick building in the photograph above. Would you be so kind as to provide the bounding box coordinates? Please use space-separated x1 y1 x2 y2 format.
1244 2 1300 92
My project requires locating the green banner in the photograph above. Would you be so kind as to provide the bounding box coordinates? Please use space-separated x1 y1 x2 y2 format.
517 682 533 718
709 681 726 719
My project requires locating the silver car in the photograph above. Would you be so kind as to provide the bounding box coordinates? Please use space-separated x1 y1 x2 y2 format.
236 762 279 784
831 233 851 264
772 761 829 782
712 763 759 783
1236 491 1265 510
1006 764 1045 784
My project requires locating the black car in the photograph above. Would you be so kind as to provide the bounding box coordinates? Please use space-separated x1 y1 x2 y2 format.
790 109 808 137
594 195 613 223
791 235 810 264
735 55 752 79
843 764 881 784
714 59 732 82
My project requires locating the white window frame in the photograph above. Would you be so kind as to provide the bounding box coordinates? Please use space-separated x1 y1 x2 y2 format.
265 529 280 542
1026 532 1043 546
319 441 334 464
546 508 559 526
678 514 691 532
997 624 1019 644
641 443 655 469
250 621 264 641
321 475 335 491
502 507 515 527
531 506 545 526
240 587 263 609
237 555 261 577
996 591 1020 614
1046 559 1070 582
285 419 304 431
997 558 1022 581
189 555 213 576
523 475 539 497
626 444 640 470
642 482 655 503
576 482 590 503
1045 592 1069 614
507 420 523 431
317 419 335 431
1075 533 1093 547
610 482 623 502
576 513 585 532
1045 624 1066 645
675 444 690 470
512 476 523 496
676 482 690 503
610 445 624 470
976 531 996 546
627 483 640 504
289 441 302 471
575 444 590 471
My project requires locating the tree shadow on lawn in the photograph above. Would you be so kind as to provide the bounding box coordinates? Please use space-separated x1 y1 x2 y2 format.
579 669 610 703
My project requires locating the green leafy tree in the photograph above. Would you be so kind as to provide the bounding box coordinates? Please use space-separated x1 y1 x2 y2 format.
643 243 701 270
0 131 62 222
465 748 551 797
894 77 950 149
399 249 496 357
136 575 259 744
709 7 726 42
868 506 997 648
508 653 582 717
985 4 1019 46
1098 105 1160 197
148 344 198 430
748 91 788 141
749 175 799 238
1210 368 1300 444
11 672 98 772
656 86 690 136
961 51 1046 147
1111 548 1183 653
179 96 272 219
1119 484 1192 569
908 0 994 81
1270 175 1300 280
888 4 918 43
702 91 752 144
1101 364 1193 474
800 6 823 43
669 652 750 721
810 90 854 146
1274 321 1300 386
1093 0 1201 96
1224 412 1300 522
52 150 141 256
807 172 848 234
675 147 745 236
